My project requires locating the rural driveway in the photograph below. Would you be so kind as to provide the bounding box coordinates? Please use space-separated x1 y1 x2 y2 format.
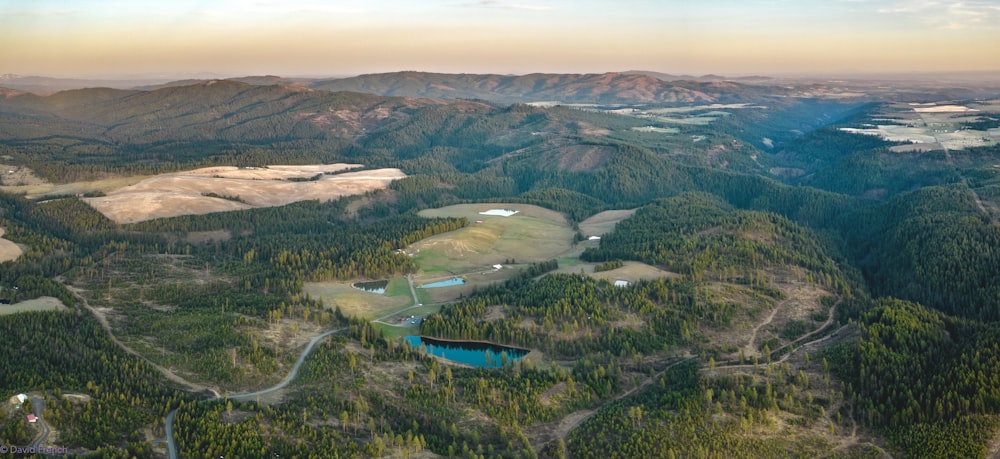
28 396 49 449
165 326 346 459
372 274 424 325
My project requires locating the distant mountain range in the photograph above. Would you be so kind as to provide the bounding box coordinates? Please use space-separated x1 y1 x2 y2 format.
307 71 784 104
3 70 999 108
0 79 456 144
1 71 777 104
0 74 181 94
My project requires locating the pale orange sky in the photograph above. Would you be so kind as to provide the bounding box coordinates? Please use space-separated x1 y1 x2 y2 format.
2 0 999 77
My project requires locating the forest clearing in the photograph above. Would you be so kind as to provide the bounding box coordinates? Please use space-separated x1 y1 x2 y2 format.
0 227 24 262
0 296 66 315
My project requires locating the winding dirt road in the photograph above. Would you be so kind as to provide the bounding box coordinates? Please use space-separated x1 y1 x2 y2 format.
164 327 347 459
69 286 221 398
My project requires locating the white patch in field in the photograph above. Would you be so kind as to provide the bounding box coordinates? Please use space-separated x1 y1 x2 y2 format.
479 209 519 217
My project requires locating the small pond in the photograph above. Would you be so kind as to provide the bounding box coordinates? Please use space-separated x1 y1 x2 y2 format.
419 277 465 289
404 336 528 368
353 280 388 294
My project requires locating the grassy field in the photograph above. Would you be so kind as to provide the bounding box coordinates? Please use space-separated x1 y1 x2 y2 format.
0 227 25 263
588 262 681 282
415 268 523 304
0 297 67 315
412 203 575 275
551 260 680 282
304 279 411 319
577 209 637 237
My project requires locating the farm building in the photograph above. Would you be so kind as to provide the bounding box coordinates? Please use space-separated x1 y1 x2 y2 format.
614 280 631 287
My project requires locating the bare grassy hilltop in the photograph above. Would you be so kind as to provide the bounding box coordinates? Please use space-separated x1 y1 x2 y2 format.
0 227 24 263
80 164 405 223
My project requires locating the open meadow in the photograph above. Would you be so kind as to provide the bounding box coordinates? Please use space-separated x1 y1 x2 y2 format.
411 203 575 274
577 208 637 237
0 227 24 263
585 261 680 283
303 277 412 319
0 296 67 315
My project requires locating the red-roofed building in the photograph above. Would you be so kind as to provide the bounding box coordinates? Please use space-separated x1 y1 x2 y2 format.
26 414 36 423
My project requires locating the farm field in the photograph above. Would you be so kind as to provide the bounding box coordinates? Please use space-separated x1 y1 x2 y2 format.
841 101 999 151
303 278 411 319
411 203 575 274
0 227 24 263
0 296 67 315
81 164 405 223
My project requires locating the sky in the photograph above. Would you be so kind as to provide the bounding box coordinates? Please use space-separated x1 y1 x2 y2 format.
2 0 1000 78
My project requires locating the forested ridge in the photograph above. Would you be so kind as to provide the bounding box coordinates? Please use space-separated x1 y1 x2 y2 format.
2 80 1000 457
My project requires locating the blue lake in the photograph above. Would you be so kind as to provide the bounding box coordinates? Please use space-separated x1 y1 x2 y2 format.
419 278 465 289
404 336 528 368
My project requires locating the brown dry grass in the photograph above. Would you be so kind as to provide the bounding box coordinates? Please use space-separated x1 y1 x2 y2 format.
698 271 834 361
0 227 25 263
81 165 405 223
584 261 680 283
12 175 149 199
259 319 326 356
304 281 411 319
0 164 47 187
577 208 638 237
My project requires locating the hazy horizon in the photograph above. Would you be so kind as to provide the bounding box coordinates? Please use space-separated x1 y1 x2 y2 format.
4 0 1000 79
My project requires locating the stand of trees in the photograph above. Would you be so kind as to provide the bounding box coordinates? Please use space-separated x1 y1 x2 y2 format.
828 299 1000 458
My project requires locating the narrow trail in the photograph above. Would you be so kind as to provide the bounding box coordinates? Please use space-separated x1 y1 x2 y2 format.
69 282 347 458
708 324 848 374
769 300 838 358
538 357 695 450
545 296 844 450
69 286 220 397
987 425 1000 459
965 177 1000 225
744 306 779 357
706 297 844 374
